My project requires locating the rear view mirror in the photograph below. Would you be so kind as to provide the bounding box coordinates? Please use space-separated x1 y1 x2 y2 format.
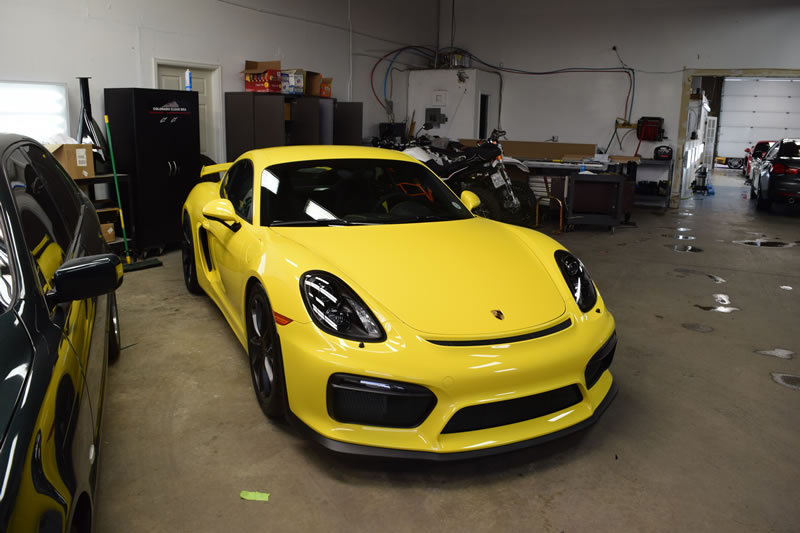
47 253 123 304
460 190 481 212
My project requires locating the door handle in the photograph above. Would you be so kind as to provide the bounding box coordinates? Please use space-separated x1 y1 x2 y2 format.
167 161 174 176
172 160 180 176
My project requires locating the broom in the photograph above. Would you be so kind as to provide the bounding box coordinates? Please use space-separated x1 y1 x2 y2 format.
104 115 162 272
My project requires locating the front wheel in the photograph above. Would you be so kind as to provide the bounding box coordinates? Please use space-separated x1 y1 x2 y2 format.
181 216 203 295
246 285 287 419
505 181 536 227
467 184 503 221
108 292 121 364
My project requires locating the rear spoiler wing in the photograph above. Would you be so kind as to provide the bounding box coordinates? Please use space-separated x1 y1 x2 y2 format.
200 162 231 178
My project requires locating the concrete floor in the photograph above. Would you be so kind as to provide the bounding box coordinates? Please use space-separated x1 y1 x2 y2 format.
95 170 799 532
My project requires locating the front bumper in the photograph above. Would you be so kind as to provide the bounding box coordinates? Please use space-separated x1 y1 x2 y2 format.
280 305 617 458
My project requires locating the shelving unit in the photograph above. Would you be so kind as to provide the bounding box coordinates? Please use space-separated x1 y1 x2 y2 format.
634 158 673 207
75 173 133 249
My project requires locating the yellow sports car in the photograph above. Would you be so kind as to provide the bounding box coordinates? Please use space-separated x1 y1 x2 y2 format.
182 146 616 459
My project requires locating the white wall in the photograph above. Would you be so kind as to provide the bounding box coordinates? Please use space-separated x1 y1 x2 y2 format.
0 0 439 155
437 0 800 157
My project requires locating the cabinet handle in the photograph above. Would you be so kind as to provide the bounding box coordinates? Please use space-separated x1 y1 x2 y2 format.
173 160 179 176
167 161 174 176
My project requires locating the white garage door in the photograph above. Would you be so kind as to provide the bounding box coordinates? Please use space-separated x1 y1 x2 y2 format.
718 78 800 158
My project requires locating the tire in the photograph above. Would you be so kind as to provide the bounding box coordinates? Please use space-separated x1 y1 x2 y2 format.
467 184 503 222
246 284 287 419
108 291 121 365
756 183 771 211
181 216 203 295
506 181 536 227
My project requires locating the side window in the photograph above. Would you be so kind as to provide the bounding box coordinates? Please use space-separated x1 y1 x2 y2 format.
25 144 83 234
4 147 69 292
222 160 254 224
764 142 780 161
0 219 14 311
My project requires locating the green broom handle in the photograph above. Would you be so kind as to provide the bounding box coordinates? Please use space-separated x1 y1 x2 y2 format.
103 115 132 263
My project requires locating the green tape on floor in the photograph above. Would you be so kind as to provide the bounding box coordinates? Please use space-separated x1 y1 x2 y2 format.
240 490 270 502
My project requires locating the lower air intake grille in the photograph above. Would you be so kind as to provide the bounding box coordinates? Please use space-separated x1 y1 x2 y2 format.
441 385 583 434
585 332 617 389
328 374 436 428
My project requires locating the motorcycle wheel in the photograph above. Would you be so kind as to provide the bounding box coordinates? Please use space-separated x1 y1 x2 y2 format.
506 181 537 227
467 184 503 222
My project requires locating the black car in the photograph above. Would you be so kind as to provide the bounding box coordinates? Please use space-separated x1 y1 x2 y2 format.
751 138 800 210
0 134 122 532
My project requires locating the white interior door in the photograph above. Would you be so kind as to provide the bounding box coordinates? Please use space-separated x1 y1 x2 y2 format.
157 64 218 162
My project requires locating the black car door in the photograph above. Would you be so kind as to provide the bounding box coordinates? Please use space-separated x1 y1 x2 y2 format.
3 142 103 518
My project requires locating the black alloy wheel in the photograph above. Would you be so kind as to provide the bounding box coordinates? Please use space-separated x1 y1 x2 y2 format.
108 291 121 364
181 216 203 295
468 184 503 222
246 285 286 418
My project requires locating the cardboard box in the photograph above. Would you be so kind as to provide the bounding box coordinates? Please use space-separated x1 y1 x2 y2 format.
305 71 323 96
45 143 95 180
100 223 116 243
242 60 282 93
320 77 333 98
281 69 305 95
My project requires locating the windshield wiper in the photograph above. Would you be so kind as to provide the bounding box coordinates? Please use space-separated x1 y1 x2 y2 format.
385 215 458 224
269 219 372 227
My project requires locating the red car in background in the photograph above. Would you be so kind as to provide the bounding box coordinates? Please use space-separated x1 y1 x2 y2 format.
744 140 776 179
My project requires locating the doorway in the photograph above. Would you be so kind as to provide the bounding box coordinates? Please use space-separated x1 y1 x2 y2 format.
155 60 222 164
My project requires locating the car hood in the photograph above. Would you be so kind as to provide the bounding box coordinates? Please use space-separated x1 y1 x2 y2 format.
271 218 567 337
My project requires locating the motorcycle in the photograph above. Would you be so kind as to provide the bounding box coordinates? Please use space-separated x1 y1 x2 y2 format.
385 128 536 226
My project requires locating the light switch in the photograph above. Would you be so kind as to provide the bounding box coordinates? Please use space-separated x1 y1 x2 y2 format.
432 90 448 107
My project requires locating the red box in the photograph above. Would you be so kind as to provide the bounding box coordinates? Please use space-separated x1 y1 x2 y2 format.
242 60 282 93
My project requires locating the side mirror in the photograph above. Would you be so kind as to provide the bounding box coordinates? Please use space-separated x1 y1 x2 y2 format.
744 148 751 153
460 190 481 212
47 253 123 304
202 199 240 231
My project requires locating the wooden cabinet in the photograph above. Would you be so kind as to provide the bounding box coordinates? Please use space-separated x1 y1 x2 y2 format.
104 88 200 250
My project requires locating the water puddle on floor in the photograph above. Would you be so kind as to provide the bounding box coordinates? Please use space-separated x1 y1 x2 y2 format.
694 294 740 313
682 323 713 333
673 269 726 283
676 227 692 232
677 212 694 216
732 239 798 248
780 286 793 290
756 349 794 360
708 275 726 284
771 373 800 391
661 234 696 240
668 244 703 253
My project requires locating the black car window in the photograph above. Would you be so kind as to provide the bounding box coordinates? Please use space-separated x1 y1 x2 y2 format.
0 219 14 312
764 142 781 161
24 144 83 235
777 140 800 158
260 159 471 226
4 147 69 292
754 142 773 158
223 159 254 224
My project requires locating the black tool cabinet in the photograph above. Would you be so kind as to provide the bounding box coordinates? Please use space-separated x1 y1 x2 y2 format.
104 88 200 251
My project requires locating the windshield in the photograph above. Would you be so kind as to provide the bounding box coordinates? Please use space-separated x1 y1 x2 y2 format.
260 159 472 226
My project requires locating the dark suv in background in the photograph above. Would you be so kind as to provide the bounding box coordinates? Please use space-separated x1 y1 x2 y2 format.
751 138 800 211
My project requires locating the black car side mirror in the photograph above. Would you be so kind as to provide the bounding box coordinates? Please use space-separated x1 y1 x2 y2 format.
47 253 123 304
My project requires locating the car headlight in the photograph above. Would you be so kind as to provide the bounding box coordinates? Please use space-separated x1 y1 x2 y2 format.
554 250 597 312
300 271 386 342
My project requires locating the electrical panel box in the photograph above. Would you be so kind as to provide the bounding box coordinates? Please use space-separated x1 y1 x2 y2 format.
407 69 500 140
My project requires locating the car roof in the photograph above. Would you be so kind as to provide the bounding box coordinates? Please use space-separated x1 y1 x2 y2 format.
239 145 421 168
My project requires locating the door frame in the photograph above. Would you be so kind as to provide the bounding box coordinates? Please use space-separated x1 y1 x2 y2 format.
673 68 800 208
152 58 224 164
